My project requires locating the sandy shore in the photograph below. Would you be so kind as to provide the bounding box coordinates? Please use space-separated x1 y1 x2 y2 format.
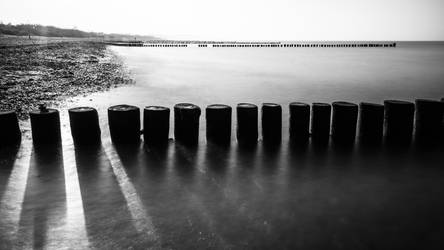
0 36 133 119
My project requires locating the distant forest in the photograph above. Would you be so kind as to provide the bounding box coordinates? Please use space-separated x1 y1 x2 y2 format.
0 23 157 40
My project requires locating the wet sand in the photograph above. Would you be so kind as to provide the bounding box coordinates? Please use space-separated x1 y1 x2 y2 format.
0 36 133 119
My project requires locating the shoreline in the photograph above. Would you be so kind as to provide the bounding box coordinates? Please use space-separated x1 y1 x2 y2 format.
0 37 133 119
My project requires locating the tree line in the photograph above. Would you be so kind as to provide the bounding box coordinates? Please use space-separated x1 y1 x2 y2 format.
0 23 157 40
0 23 101 37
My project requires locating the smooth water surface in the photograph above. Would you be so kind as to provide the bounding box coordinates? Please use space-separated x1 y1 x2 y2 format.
1 44 444 249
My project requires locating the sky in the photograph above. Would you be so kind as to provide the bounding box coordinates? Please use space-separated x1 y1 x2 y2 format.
1 0 444 41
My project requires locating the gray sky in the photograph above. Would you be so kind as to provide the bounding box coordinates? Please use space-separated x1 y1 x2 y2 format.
1 0 443 41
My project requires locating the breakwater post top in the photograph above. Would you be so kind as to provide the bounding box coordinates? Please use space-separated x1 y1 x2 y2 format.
174 103 201 110
69 107 96 113
145 106 170 111
237 103 258 109
108 104 139 112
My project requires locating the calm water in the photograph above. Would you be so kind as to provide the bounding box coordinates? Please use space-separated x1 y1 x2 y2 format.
1 44 444 249
74 43 444 136
108 43 444 104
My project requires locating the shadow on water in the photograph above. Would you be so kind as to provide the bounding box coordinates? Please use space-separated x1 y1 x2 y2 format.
73 142 148 249
113 140 227 249
0 142 21 249
6 135 443 249
16 143 66 249
0 142 21 199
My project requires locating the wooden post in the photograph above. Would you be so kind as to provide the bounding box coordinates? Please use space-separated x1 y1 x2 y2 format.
236 103 258 145
358 102 384 144
68 107 101 145
262 103 282 144
206 104 232 145
29 105 61 145
442 98 444 137
384 100 415 144
0 111 21 146
311 103 331 142
414 99 444 143
289 102 310 142
108 105 140 144
174 103 201 145
331 101 358 144
143 106 170 145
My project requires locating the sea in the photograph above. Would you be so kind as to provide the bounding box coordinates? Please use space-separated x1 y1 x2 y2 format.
1 42 444 249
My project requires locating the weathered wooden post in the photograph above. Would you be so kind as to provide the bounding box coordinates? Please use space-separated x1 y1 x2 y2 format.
108 105 140 144
358 102 384 144
262 103 282 144
0 111 21 146
29 105 61 145
331 101 358 144
442 98 444 135
311 103 331 142
143 106 170 145
384 100 415 144
206 104 232 145
289 102 310 142
414 99 444 143
174 103 201 145
237 103 258 145
68 107 101 145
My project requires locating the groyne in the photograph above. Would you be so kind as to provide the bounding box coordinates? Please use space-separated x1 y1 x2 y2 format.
105 41 397 48
1 98 443 148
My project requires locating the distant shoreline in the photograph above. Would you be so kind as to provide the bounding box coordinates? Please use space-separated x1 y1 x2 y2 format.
2 34 443 47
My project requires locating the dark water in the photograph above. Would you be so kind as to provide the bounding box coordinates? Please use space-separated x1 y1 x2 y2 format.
1 44 444 249
1 140 444 249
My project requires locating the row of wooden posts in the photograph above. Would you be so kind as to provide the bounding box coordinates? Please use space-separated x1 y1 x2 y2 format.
211 43 397 48
105 42 397 48
1 99 443 147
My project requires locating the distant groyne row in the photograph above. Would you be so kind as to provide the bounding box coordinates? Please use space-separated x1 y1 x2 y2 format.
207 43 396 48
104 41 397 48
1 98 443 149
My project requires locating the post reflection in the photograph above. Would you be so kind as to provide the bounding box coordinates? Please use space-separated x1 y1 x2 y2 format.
0 134 443 249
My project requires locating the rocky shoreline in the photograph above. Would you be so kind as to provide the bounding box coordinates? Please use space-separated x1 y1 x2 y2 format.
0 38 133 119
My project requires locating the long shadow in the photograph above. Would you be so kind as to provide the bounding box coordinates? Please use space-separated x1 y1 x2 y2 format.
0 142 21 249
73 143 145 249
111 141 178 249
16 144 66 249
74 137 444 250
0 142 21 200
115 141 221 249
